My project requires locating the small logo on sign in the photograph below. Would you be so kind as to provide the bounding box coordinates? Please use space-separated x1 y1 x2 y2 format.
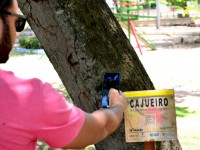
150 133 159 137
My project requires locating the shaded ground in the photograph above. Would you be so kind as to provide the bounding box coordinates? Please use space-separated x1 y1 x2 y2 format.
136 26 200 50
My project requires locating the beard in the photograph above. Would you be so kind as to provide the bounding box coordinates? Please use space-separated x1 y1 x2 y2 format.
0 20 12 63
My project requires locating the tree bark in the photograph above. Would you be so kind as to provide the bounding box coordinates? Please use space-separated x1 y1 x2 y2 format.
18 0 181 149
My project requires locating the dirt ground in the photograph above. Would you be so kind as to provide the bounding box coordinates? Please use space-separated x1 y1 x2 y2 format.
134 26 200 150
1 25 200 150
134 26 200 109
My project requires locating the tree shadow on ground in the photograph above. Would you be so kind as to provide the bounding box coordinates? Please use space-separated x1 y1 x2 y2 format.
146 34 200 49
176 90 200 98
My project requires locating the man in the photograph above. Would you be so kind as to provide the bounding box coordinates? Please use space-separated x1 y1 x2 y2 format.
0 0 127 149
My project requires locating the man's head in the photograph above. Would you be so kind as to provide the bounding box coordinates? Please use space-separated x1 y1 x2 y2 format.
0 0 26 63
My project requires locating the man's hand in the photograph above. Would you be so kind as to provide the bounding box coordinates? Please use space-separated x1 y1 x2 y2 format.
109 88 127 110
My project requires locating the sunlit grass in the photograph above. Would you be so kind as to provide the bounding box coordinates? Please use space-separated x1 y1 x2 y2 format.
176 106 197 118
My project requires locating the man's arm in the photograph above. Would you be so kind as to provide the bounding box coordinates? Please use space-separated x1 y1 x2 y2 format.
63 88 127 149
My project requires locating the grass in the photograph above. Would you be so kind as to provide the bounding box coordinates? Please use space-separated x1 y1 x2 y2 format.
176 106 197 118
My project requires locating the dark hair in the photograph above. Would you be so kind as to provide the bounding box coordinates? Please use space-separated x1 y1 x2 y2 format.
0 0 13 21
0 0 13 9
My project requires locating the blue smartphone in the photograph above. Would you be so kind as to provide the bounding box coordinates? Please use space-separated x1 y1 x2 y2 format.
101 73 120 108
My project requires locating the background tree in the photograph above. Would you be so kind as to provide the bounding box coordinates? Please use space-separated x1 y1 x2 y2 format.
18 0 181 149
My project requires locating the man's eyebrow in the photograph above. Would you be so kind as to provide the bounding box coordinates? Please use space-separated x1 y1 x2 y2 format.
0 9 27 19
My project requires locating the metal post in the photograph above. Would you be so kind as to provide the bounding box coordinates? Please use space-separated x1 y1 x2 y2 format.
127 1 131 41
156 0 160 29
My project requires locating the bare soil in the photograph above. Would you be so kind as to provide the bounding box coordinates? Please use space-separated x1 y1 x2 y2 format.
134 26 200 150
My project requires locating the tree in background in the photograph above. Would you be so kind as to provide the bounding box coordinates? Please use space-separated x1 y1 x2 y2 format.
18 0 181 149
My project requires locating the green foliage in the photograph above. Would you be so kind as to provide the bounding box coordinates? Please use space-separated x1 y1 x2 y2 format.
147 0 198 7
172 0 187 7
176 106 196 117
171 0 198 6
19 37 42 49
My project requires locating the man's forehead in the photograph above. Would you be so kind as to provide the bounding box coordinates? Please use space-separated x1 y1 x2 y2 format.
7 0 18 13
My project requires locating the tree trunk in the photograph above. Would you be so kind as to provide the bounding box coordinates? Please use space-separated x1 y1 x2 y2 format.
18 0 181 149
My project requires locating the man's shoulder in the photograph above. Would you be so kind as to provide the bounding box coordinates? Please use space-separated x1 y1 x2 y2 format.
0 69 43 83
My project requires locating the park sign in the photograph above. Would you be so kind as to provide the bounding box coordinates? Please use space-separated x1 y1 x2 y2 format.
124 89 177 142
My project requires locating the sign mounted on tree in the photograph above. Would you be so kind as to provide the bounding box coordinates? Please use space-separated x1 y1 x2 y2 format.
124 89 177 142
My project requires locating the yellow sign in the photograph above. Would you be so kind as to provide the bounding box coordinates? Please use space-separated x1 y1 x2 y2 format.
124 89 177 142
